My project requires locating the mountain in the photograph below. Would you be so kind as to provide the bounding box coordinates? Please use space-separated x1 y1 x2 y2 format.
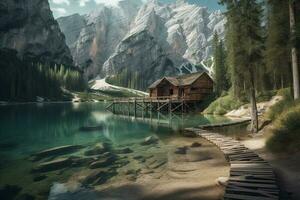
0 0 73 66
57 0 143 79
58 0 225 89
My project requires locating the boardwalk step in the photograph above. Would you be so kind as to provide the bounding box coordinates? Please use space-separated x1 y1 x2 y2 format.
185 129 279 200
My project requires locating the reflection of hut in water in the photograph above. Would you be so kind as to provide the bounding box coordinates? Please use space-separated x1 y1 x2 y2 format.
148 72 213 101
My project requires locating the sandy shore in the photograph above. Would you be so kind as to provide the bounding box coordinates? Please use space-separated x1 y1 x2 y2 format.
49 137 229 200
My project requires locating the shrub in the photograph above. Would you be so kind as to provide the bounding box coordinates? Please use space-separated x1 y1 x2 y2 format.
266 88 293 121
203 94 245 115
267 102 300 153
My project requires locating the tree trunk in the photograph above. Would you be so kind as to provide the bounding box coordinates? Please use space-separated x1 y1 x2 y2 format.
249 69 259 133
289 0 300 99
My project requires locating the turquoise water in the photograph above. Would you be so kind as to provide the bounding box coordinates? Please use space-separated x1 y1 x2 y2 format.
0 102 231 199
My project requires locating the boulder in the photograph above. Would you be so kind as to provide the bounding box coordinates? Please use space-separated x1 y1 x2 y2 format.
32 145 83 161
141 136 159 146
32 158 72 173
190 142 202 148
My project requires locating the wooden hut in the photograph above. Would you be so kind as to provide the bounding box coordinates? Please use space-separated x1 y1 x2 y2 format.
148 72 213 101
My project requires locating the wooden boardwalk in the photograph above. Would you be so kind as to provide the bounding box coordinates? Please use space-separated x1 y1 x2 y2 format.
185 128 279 200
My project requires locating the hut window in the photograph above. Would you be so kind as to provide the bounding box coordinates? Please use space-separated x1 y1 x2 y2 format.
191 87 198 91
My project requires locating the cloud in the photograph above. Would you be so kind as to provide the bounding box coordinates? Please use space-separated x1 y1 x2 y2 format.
52 7 67 17
52 0 70 5
79 0 91 7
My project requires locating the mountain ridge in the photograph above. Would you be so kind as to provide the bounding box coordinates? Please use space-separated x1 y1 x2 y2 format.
57 0 225 89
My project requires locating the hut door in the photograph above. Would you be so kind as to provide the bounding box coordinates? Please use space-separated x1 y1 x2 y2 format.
179 88 184 98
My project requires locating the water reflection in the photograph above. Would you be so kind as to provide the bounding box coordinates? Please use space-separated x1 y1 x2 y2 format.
0 102 231 160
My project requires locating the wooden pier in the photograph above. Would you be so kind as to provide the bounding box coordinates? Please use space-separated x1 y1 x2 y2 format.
106 97 198 115
185 128 279 200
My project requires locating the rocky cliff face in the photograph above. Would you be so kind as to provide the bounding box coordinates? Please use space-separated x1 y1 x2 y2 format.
103 0 225 82
57 0 143 79
0 0 73 66
58 0 225 83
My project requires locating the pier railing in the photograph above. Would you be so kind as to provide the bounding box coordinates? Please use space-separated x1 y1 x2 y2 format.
109 96 200 102
106 96 199 115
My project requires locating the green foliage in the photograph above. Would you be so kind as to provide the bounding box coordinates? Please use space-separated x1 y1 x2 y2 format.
267 101 300 153
203 93 245 115
221 0 265 98
212 32 230 95
266 88 294 120
265 0 291 90
76 92 109 102
0 49 86 101
106 68 147 91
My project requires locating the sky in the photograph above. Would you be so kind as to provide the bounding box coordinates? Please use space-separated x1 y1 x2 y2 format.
49 0 224 18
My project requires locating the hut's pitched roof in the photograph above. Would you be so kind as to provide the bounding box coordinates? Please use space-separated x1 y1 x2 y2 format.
149 72 210 89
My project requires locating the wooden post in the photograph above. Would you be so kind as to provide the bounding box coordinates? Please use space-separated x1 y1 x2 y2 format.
168 99 172 115
134 98 137 118
128 101 130 116
113 100 115 113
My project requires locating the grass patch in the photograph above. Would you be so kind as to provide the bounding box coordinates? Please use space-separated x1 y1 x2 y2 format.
203 93 245 115
266 88 293 121
266 101 300 153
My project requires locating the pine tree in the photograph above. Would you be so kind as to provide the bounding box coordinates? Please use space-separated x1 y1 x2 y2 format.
213 32 228 95
266 0 291 90
289 0 300 99
221 0 264 133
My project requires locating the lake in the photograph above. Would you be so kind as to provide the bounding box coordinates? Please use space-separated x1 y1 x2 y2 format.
0 103 232 200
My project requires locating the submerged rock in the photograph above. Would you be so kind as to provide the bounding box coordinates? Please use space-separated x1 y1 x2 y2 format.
190 142 202 148
82 169 116 186
114 147 133 154
33 158 72 173
182 131 197 138
141 136 159 145
113 159 130 168
133 155 146 163
32 145 83 161
175 146 188 154
79 125 104 132
89 156 116 169
0 185 22 200
70 157 96 167
84 143 110 156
